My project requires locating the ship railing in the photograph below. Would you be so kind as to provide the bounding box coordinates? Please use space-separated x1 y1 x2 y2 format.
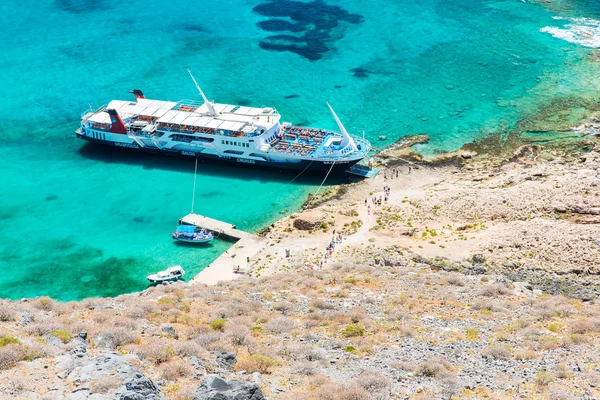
81 105 107 122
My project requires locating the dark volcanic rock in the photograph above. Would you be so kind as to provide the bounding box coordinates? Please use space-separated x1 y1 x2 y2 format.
213 351 237 371
117 372 160 400
161 325 178 339
194 375 265 400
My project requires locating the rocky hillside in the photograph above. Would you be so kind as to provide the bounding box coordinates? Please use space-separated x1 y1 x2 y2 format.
1 245 600 399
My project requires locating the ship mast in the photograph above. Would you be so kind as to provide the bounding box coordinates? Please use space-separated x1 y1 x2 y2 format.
186 67 217 116
326 102 358 152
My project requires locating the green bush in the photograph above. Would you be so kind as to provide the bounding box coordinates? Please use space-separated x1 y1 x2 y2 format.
209 319 226 331
341 324 366 337
0 337 20 347
50 330 73 344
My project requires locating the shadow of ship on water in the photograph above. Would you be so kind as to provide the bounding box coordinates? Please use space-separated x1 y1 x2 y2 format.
76 142 350 186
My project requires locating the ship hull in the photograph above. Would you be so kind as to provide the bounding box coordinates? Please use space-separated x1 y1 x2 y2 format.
77 134 361 174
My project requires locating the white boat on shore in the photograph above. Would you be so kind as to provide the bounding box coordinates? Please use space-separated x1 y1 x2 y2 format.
147 265 186 284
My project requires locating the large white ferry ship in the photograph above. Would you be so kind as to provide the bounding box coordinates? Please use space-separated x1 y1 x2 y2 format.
76 71 371 173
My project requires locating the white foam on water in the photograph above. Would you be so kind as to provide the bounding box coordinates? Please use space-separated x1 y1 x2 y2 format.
541 17 600 48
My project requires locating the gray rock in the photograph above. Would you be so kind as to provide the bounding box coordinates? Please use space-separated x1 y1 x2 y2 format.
161 325 178 339
213 351 237 371
116 373 160 400
68 354 141 384
188 356 207 376
194 375 265 400
472 254 486 264
19 311 34 326
71 338 88 358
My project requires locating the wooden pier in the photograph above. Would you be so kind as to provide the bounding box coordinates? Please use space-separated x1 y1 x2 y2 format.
179 213 268 285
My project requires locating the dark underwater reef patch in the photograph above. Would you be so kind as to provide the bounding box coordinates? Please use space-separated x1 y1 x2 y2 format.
55 0 108 14
253 0 364 61
0 240 142 300
350 67 370 78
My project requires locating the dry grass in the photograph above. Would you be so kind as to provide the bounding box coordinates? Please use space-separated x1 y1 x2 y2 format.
101 327 137 348
0 347 21 370
482 344 512 360
160 359 194 381
234 354 277 374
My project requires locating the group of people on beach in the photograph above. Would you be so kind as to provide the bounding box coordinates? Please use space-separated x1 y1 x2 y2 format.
316 230 347 269
366 185 392 214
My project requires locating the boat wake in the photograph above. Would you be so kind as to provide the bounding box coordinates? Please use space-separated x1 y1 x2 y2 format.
541 17 600 48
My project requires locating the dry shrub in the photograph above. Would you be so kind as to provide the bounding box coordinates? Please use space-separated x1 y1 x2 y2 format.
480 283 511 297
349 307 367 324
125 308 148 319
265 316 295 334
513 349 538 360
7 377 26 393
173 384 197 400
570 318 600 334
482 344 512 360
213 300 254 319
32 297 55 311
89 376 122 394
444 274 465 287
472 299 505 313
187 324 209 339
26 322 61 337
554 363 571 379
136 339 174 364
0 347 21 370
101 327 137 348
0 306 16 322
272 301 295 315
172 340 205 358
160 359 194 381
195 332 222 347
314 384 371 400
111 317 138 330
91 312 111 324
414 359 453 377
227 325 250 346
353 372 391 398
395 360 415 371
311 298 335 310
234 354 277 374
547 387 573 400
534 371 553 388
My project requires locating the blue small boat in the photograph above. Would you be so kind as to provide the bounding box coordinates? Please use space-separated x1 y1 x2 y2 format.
171 225 214 243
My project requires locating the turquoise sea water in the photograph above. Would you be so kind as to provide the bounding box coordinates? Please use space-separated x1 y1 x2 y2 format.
1 0 599 300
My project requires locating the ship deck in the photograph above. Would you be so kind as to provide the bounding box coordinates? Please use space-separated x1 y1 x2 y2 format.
271 126 343 158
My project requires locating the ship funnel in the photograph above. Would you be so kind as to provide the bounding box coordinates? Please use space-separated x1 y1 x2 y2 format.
106 109 127 134
129 89 145 100
326 102 358 153
186 67 217 116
